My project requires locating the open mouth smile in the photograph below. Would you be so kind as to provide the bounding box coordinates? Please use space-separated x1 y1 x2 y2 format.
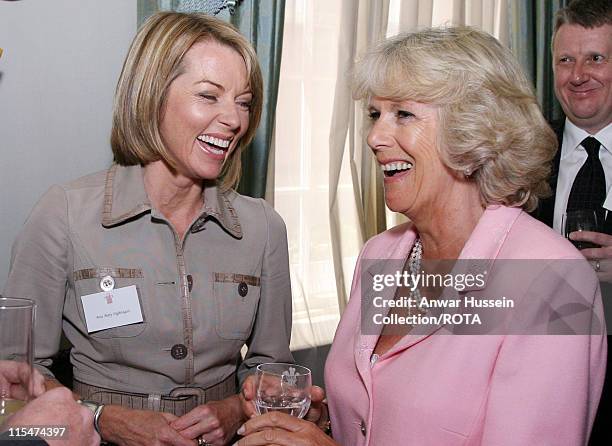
380 161 413 178
196 134 232 157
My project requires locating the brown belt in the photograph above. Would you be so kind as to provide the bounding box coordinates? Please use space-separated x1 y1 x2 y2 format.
74 372 237 416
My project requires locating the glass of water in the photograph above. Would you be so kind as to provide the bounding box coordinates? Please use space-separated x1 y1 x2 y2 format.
0 297 35 426
254 363 311 418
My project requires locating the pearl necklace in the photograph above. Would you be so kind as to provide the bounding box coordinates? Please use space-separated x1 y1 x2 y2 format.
372 237 424 366
408 238 423 311
409 238 422 275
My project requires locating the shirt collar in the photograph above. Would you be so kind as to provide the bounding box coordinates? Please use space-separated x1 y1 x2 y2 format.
363 205 522 293
453 205 523 291
197 184 243 238
459 205 522 260
561 118 612 160
101 164 242 238
384 205 522 262
101 164 151 226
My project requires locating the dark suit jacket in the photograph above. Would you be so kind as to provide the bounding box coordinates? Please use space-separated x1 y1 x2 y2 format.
533 120 564 227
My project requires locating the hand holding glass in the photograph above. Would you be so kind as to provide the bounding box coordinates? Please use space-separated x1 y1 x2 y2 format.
254 363 311 418
562 210 600 250
0 297 35 426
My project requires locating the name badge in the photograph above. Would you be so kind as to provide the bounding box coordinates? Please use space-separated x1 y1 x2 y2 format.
80 285 144 333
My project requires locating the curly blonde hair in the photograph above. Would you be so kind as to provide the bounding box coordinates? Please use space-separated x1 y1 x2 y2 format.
353 26 557 211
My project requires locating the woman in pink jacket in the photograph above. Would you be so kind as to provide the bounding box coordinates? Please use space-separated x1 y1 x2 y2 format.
236 26 606 446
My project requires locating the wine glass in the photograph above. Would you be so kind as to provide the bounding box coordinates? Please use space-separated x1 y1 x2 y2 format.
562 209 600 250
254 363 311 418
0 297 35 426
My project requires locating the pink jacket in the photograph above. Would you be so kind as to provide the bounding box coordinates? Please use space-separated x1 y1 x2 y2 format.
325 206 606 446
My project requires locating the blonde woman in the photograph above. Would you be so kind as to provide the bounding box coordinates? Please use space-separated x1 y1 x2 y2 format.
4 12 292 446
236 26 605 446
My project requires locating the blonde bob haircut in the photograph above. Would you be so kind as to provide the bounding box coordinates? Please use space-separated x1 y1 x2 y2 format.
111 12 263 190
353 26 557 212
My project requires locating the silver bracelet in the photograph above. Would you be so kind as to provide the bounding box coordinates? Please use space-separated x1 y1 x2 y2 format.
93 404 105 435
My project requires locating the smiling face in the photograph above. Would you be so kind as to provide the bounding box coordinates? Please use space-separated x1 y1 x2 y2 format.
553 24 612 134
366 97 458 218
159 40 252 181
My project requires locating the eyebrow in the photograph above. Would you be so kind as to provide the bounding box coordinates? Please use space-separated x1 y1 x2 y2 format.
194 79 252 96
195 79 225 90
389 100 416 109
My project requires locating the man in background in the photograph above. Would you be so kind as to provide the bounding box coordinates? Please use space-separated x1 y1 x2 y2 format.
538 0 612 259
535 1 611 444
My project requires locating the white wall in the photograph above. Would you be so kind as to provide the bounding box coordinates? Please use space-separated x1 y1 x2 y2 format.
0 0 137 288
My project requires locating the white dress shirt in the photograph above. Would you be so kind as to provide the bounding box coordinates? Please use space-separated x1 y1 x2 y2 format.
552 120 612 233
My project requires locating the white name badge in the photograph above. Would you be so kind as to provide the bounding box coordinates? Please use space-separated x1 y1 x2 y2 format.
80 285 144 333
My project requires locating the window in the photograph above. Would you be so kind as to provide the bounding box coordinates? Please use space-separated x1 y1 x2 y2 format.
275 0 508 350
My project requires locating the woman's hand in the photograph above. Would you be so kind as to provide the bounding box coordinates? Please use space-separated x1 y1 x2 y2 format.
240 374 258 419
303 386 326 427
240 375 326 426
99 405 194 446
171 394 246 445
235 412 338 446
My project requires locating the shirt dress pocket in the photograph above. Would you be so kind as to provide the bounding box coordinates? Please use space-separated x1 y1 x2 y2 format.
73 267 147 339
213 272 261 340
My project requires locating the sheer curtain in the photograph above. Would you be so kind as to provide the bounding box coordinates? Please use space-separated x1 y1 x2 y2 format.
274 1 352 350
275 0 508 351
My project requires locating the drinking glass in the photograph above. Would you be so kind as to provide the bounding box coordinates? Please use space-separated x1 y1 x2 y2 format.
0 297 35 426
254 363 311 418
562 209 600 250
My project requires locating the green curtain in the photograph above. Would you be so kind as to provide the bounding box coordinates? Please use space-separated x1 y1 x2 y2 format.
137 0 285 198
231 1 285 198
509 0 568 123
